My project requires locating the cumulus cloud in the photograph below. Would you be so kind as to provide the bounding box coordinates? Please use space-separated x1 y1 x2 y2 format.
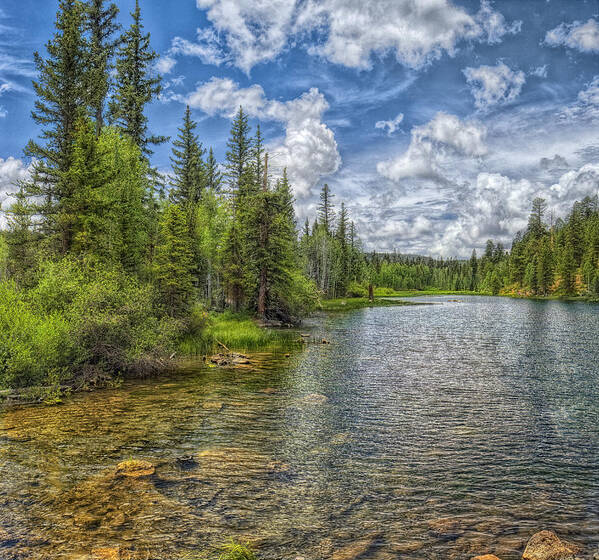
185 78 340 198
188 0 518 73
375 113 404 135
195 0 295 73
377 112 487 183
463 62 526 110
156 55 177 75
545 18 599 53
0 157 31 219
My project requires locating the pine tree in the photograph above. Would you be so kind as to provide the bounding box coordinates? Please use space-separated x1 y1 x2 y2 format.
169 105 205 207
5 184 37 286
24 0 89 254
205 147 222 192
335 202 349 295
109 0 166 157
86 0 120 135
469 249 478 291
155 204 195 317
225 107 251 193
318 183 335 234
528 198 547 238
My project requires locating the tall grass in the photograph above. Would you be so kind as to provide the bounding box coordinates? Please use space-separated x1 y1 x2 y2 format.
178 311 298 355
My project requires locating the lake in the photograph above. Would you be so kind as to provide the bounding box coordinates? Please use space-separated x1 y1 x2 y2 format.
1 296 599 559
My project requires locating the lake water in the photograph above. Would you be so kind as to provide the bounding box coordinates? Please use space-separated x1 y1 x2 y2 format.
1 296 599 559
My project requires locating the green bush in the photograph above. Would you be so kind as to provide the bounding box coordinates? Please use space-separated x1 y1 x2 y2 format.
346 280 368 298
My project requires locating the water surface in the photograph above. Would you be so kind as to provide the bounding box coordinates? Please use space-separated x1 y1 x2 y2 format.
1 296 599 559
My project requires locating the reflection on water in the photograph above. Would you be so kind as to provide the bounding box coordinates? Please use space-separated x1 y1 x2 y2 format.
1 296 599 559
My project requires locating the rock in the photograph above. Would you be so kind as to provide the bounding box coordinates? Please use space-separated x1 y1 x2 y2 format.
300 333 311 337
260 387 278 395
74 512 101 529
322 338 330 344
115 459 155 478
427 517 467 539
202 401 223 411
391 540 425 553
331 536 378 560
471 555 503 560
301 393 328 405
91 548 123 560
209 352 251 367
285 353 290 358
330 432 351 445
522 531 581 560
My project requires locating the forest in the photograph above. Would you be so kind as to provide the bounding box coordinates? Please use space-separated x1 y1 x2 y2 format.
1 0 598 394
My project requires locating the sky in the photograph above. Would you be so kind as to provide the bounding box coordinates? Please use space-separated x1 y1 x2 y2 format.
1 0 599 257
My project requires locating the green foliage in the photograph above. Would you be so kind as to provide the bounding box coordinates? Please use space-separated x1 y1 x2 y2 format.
108 0 166 156
347 281 368 298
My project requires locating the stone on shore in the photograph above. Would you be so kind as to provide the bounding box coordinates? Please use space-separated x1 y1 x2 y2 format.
522 531 581 560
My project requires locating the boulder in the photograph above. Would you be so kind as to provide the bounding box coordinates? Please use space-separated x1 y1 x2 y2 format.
471 556 502 560
522 531 581 560
115 460 155 478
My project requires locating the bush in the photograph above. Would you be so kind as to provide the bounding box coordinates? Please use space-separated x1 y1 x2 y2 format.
0 259 183 390
346 281 368 298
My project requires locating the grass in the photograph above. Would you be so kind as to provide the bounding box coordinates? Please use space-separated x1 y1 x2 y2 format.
178 311 299 355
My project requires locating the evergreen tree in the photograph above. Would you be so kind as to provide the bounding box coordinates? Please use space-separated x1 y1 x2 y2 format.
318 183 335 234
169 105 205 207
205 147 222 192
155 204 195 317
109 0 166 157
24 0 89 254
528 198 547 238
469 249 478 291
225 107 251 193
86 0 120 135
5 184 37 286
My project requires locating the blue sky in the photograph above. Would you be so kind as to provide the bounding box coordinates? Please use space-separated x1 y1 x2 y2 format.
1 0 599 256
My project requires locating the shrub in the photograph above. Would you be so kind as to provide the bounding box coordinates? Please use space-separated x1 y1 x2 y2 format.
346 281 368 298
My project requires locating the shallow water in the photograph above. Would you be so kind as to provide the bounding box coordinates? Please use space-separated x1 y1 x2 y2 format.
1 296 599 559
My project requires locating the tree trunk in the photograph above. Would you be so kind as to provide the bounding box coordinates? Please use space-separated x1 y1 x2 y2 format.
368 283 374 302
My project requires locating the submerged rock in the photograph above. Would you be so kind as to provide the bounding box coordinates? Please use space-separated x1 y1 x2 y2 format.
471 555 502 560
522 531 581 560
331 535 378 560
115 460 155 478
91 548 122 560
301 393 329 405
391 540 425 553
209 353 251 367
202 401 223 411
427 517 467 539
260 387 278 395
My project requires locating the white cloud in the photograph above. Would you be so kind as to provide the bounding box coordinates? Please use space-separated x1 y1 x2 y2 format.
530 65 547 78
545 18 599 53
578 76 599 106
0 157 31 219
156 55 177 75
185 78 340 198
195 0 295 73
463 62 526 110
377 112 487 183
170 28 228 67
375 113 404 135
189 0 517 73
